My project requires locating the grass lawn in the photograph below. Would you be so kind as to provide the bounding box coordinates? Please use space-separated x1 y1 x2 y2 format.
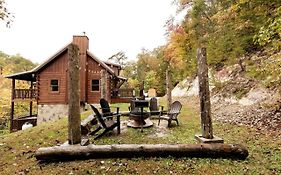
0 98 280 175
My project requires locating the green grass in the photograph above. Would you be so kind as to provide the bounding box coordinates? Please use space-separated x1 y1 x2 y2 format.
0 99 280 175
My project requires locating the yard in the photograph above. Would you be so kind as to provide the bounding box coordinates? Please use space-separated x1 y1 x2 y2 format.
0 97 280 175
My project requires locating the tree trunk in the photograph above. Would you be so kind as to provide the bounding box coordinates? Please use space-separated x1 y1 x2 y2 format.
197 48 213 139
166 69 172 110
35 143 248 161
68 44 81 144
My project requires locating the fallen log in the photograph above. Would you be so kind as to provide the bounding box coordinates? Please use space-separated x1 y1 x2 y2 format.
80 114 97 135
35 143 248 161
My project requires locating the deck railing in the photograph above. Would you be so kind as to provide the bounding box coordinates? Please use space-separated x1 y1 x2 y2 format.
112 88 134 98
13 89 37 99
119 88 134 97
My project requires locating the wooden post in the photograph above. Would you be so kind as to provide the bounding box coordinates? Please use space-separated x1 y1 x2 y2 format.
29 80 33 117
166 69 172 110
139 80 145 99
101 69 107 100
68 44 81 145
10 78 15 132
197 48 213 139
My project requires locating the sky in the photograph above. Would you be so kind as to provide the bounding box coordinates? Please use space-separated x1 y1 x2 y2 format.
0 0 178 64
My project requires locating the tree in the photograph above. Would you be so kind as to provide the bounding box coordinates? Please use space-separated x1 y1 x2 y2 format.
0 0 13 27
107 51 128 67
120 61 138 89
167 0 281 76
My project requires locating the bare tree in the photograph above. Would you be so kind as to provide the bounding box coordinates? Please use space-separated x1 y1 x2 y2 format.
0 0 13 27
108 51 128 67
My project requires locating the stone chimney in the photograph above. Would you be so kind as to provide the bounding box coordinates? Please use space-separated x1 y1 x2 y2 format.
72 35 89 55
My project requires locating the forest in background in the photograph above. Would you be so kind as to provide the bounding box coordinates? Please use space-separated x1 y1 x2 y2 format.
121 0 281 95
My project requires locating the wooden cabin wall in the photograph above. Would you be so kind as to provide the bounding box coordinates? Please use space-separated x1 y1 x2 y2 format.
87 55 103 104
37 51 68 104
37 51 113 105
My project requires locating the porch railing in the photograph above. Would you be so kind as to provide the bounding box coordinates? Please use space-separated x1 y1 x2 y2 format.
112 88 134 98
13 89 37 99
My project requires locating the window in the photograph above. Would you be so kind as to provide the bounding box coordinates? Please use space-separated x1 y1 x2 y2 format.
50 79 59 92
91 80 99 91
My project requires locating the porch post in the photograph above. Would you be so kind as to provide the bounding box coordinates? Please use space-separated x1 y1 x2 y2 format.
29 80 33 117
10 78 15 132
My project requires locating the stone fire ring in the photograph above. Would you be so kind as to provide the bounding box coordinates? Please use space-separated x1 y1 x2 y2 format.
127 118 154 128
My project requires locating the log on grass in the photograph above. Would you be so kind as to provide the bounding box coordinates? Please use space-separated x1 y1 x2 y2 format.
35 143 248 161
80 114 97 135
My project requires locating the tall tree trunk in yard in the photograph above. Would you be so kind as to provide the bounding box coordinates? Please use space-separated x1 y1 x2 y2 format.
197 48 213 139
166 69 172 110
68 44 81 144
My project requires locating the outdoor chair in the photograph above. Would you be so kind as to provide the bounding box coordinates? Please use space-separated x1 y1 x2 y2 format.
100 98 119 119
149 97 163 116
90 105 121 140
158 101 182 127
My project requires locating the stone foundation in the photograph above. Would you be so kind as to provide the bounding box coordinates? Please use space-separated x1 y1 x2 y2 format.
37 104 85 124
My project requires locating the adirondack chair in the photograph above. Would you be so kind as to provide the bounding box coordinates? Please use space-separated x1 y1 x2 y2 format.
149 97 163 116
90 105 120 140
99 98 119 119
158 101 182 127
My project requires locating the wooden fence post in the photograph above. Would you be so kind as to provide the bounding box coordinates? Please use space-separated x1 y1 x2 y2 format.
166 69 172 110
68 44 81 145
196 48 213 139
195 48 223 143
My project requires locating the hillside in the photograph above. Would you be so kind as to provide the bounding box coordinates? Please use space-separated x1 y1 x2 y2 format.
172 50 281 132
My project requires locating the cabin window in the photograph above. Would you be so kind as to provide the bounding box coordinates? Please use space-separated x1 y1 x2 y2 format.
50 79 59 92
91 80 100 91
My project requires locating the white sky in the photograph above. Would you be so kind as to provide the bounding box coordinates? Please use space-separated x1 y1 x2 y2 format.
0 0 177 64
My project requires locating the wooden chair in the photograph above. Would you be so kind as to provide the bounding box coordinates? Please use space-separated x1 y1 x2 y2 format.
149 97 163 116
100 98 119 118
90 105 120 140
158 101 182 127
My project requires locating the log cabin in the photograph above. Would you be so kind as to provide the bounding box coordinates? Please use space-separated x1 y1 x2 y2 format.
6 35 133 131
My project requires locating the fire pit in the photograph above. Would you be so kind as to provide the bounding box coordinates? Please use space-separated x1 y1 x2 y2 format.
127 100 153 131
